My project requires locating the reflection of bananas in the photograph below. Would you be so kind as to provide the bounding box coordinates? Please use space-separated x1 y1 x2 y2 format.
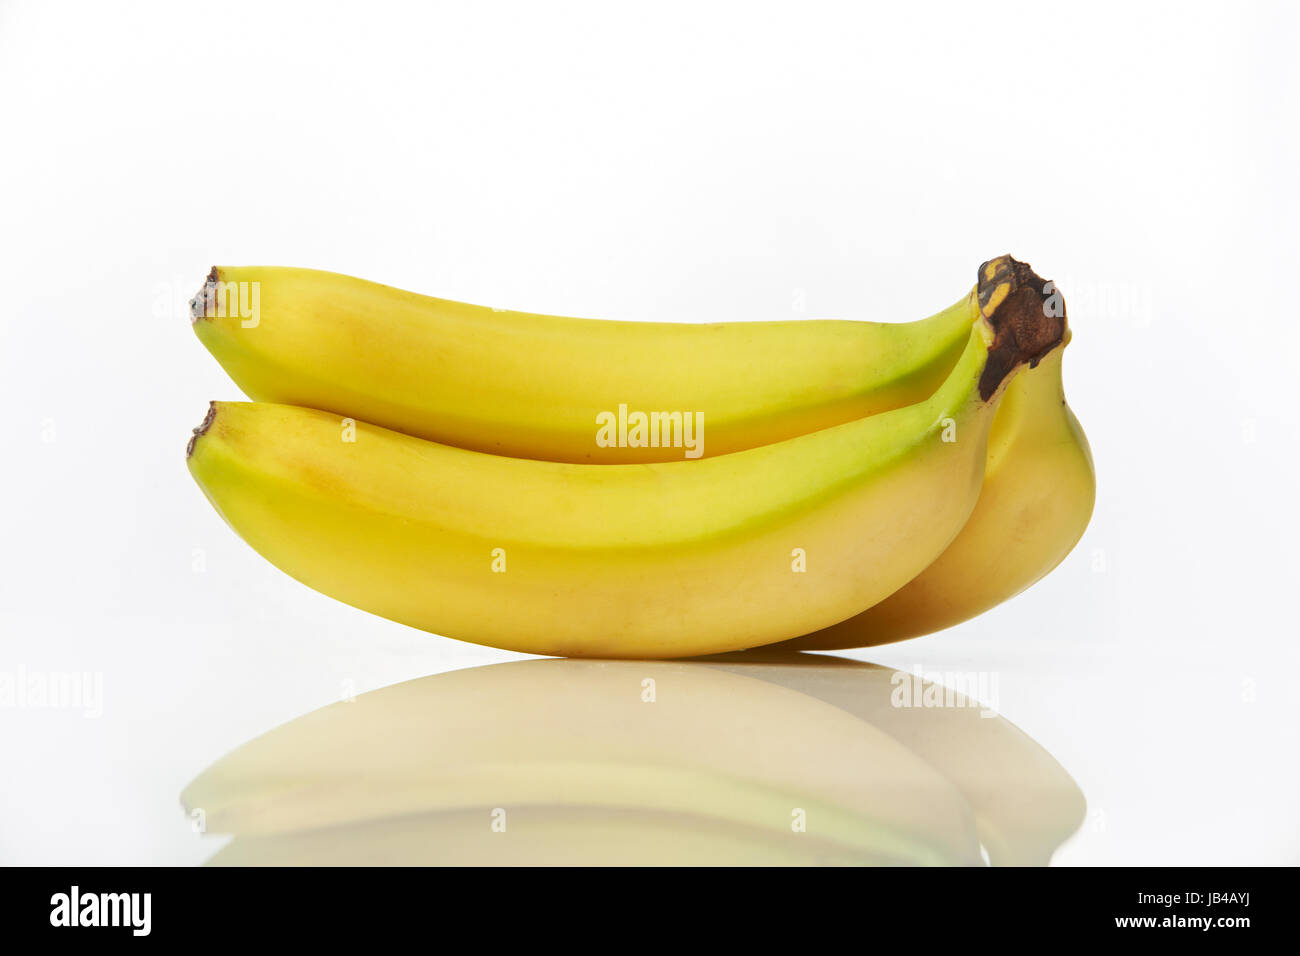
698 652 1086 864
182 654 1084 866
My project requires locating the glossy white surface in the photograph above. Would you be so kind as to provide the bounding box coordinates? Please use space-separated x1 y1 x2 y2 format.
1 0 1296 865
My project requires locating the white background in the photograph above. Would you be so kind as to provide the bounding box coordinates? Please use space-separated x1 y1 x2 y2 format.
1 0 1297 865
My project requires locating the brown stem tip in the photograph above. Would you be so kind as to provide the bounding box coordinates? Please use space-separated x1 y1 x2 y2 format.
186 402 217 458
977 255 1068 401
188 267 220 324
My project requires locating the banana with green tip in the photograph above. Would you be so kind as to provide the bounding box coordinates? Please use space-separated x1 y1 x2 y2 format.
782 259 1096 648
190 264 978 463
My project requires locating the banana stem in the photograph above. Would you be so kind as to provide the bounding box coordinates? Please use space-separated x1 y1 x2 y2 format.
976 256 1068 401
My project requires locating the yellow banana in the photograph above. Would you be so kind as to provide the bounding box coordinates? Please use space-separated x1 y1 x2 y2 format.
186 280 1063 659
181 654 1083 866
782 350 1095 648
782 311 1095 649
190 264 977 462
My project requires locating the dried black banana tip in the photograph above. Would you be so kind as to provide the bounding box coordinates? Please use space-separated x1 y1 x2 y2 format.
188 267 220 324
186 401 218 458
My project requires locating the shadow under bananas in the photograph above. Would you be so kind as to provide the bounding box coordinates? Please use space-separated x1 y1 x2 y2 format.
181 652 1084 866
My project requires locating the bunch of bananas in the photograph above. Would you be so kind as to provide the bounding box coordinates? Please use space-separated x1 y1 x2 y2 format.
187 255 1093 657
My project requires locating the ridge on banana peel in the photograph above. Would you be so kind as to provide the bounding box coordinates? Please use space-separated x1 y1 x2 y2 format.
180 653 1085 866
190 263 978 463
186 268 1064 659
781 260 1096 649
